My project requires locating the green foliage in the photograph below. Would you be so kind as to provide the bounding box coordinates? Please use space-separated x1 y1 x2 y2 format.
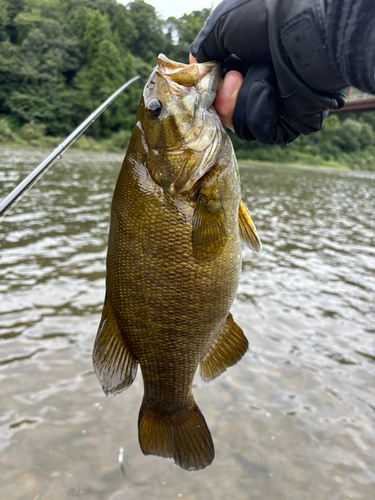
0 40 21 115
0 118 17 142
335 118 374 152
68 5 91 42
4 0 24 22
108 129 132 151
3 0 24 42
126 0 166 63
0 0 374 170
230 112 375 170
83 10 110 63
0 0 8 41
166 9 210 62
19 120 46 141
112 4 137 52
75 134 103 151
13 0 65 43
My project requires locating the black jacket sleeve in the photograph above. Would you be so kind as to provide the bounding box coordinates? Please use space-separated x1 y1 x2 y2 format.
191 0 374 144
325 0 375 93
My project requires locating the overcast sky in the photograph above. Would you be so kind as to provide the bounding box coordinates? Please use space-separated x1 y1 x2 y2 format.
119 0 222 19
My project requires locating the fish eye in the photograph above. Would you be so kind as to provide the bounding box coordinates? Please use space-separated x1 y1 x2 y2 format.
146 99 163 119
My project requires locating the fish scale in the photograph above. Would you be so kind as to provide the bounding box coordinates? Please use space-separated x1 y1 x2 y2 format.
93 54 261 471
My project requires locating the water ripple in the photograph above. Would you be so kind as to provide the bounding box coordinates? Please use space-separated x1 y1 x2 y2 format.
1 149 375 498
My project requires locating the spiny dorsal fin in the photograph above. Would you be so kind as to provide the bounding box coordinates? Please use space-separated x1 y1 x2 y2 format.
93 297 138 396
238 200 262 253
199 313 248 381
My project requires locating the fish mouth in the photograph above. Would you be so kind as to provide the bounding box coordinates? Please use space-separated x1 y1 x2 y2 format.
146 55 223 197
157 54 221 109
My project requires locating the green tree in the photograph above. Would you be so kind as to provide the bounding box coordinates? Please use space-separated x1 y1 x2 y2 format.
4 0 24 21
3 9 81 134
166 9 210 62
68 4 92 42
335 118 374 153
13 0 65 42
83 10 110 63
126 0 165 63
1 0 375 171
75 38 138 137
112 4 138 54
89 39 124 96
0 40 22 116
3 0 24 42
0 0 8 41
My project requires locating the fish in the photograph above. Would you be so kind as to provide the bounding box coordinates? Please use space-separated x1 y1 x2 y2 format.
92 54 261 471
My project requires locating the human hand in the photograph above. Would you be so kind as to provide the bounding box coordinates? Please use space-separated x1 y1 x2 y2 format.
189 53 243 133
191 0 349 145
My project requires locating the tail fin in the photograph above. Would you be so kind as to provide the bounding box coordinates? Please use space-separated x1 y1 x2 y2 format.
138 401 214 471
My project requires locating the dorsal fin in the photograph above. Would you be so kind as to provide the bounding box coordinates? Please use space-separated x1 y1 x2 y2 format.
238 200 262 253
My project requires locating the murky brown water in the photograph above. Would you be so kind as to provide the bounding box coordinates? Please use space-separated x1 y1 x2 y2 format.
1 146 375 500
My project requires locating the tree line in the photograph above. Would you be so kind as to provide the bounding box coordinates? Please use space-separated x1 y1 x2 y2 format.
0 0 374 170
0 0 209 137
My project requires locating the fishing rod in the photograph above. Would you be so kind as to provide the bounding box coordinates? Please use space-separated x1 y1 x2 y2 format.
0 75 140 220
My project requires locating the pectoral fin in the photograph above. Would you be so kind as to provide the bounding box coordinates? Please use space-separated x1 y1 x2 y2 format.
238 200 262 253
199 313 248 381
191 189 228 262
93 296 138 396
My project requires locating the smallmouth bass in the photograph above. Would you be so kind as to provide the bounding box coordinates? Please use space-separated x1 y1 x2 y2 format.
93 54 261 471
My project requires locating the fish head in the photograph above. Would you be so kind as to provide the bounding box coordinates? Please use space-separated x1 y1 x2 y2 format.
139 54 223 196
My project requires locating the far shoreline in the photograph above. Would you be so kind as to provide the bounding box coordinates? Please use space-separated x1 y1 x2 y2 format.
238 159 350 172
0 142 358 173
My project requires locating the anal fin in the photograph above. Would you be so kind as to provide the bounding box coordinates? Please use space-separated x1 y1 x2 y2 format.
199 313 248 381
238 200 262 253
93 296 137 396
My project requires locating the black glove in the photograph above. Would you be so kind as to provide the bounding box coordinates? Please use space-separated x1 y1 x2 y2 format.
191 0 349 145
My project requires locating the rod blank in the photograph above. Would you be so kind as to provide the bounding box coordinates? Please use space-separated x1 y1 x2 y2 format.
0 75 139 220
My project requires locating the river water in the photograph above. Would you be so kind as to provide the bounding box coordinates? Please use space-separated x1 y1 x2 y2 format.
0 146 374 500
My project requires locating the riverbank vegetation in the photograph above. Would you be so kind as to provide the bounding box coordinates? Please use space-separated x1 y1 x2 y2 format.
0 0 374 170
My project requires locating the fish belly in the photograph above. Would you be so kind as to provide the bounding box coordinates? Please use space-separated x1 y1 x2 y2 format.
107 155 241 400
100 140 242 470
